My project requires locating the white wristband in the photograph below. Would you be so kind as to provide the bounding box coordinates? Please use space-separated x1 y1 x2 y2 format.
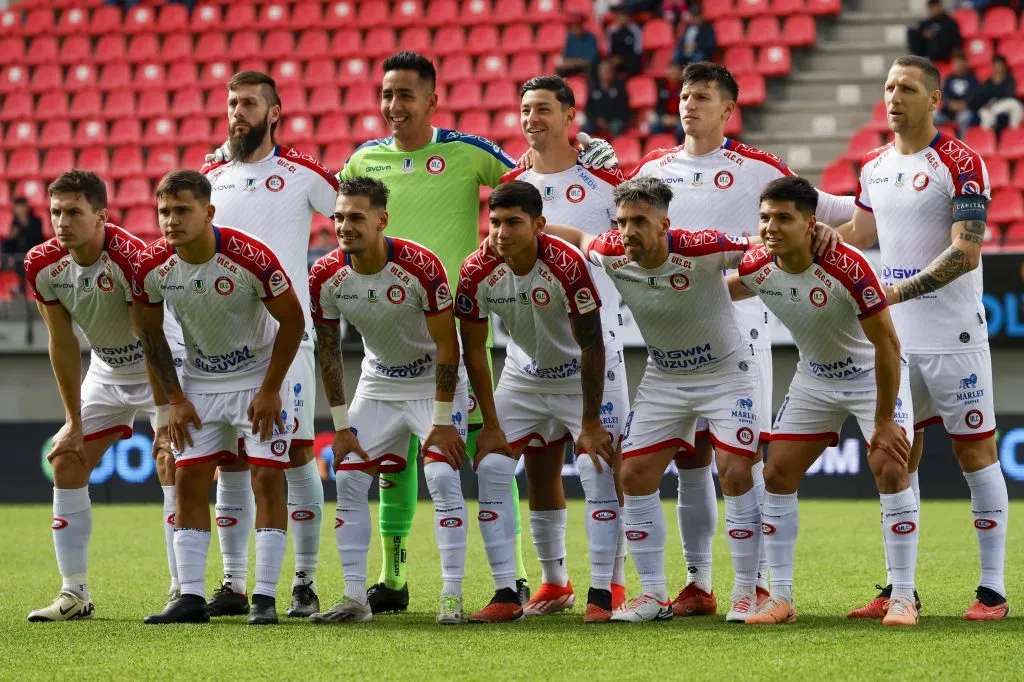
154 405 169 429
432 400 453 426
331 404 350 431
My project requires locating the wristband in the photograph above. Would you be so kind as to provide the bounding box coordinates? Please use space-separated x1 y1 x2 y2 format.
154 405 169 429
331 404 350 431
432 400 453 426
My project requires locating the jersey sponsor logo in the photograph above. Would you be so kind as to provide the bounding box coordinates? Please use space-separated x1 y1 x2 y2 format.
592 509 618 521
92 340 145 367
426 155 446 175
965 409 984 429
478 510 499 522
881 266 921 281
670 273 689 291
161 284 185 291
543 186 556 201
736 427 755 446
216 516 238 527
625 529 649 541
531 287 550 306
868 176 889 185
808 356 864 380
194 345 257 373
600 401 614 416
366 164 392 172
956 374 985 404
566 184 586 203
265 175 285 192
736 398 754 410
290 509 314 521
760 288 781 296
486 295 516 305
522 358 580 379
714 170 734 189
192 279 208 295
268 270 288 296
97 272 114 292
913 172 929 191
51 517 68 530
374 353 433 378
762 522 776 535
649 343 718 371
959 373 978 390
215 276 234 295
574 286 597 313
810 287 827 307
974 518 997 530
457 293 474 314
386 285 406 304
439 517 463 528
891 521 916 535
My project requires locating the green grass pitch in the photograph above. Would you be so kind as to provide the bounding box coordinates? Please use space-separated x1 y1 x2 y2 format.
1 500 1021 681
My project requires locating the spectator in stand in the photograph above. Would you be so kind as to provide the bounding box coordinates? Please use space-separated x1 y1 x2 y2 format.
663 1 693 31
584 59 632 137
908 0 962 64
672 5 717 66
606 6 644 77
556 13 601 79
2 197 46 294
650 61 685 143
978 54 1024 131
936 50 980 136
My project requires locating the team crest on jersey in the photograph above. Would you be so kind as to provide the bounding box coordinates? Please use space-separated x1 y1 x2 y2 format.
647 276 659 289
265 175 285 192
367 288 379 303
517 291 530 306
426 155 446 175
386 285 406 304
215 276 234 295
80 276 94 292
97 272 114 292
692 172 704 186
543 186 556 201
913 172 929 191
244 178 258 192
531 287 550 306
789 287 800 302
714 171 734 189
810 287 827 307
402 157 414 173
192 279 208 295
894 172 905 188
670 273 690 291
566 184 586 203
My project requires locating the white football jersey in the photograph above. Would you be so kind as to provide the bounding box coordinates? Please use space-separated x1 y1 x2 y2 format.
134 226 292 393
309 238 455 400
739 243 888 389
855 133 990 353
629 138 800 351
25 224 148 385
586 228 751 377
456 233 610 394
501 164 624 357
201 146 338 348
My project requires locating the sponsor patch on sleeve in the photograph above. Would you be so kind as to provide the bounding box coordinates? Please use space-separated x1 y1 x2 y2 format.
267 269 289 297
574 286 597 314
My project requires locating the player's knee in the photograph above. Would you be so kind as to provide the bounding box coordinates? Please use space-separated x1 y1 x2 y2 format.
871 457 906 493
476 454 517 491
717 456 753 494
156 452 175 485
619 458 653 495
762 461 797 495
251 466 285 500
50 452 88 486
336 469 373 503
952 438 998 471
424 460 463 505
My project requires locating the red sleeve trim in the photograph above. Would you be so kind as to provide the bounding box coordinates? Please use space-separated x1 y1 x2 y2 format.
500 167 528 184
456 246 503 321
857 303 887 320
538 233 601 316
199 159 228 175
103 224 146 282
132 239 174 303
625 144 683 179
819 243 884 315
23 238 68 302
218 227 287 294
859 143 891 168
588 229 626 258
670 229 748 258
723 139 795 177
278 146 340 190
587 165 626 187
308 249 345 321
854 198 873 213
929 133 988 197
738 244 772 277
392 239 450 314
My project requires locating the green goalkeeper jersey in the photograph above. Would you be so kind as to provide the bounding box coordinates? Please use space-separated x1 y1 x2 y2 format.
337 127 515 288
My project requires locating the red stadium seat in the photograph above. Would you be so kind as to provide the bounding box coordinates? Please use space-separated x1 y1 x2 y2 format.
723 45 756 75
466 26 501 56
362 27 398 58
1003 221 1024 248
714 18 745 48
615 136 643 168
819 161 857 196
496 0 527 24
78 118 108 147
195 34 228 62
88 5 123 36
29 64 62 93
428 0 460 27
536 24 568 53
39 119 72 148
0 65 29 94
988 189 1024 224
109 118 142 145
337 57 370 86
3 121 35 150
330 29 364 57
510 53 544 84
182 143 210 171
528 0 561 23
476 54 507 80
736 0 771 18
157 33 192 63
963 127 996 157
0 8 18 39
999 128 1024 160
433 110 456 129
448 81 482 111
316 113 352 143
724 106 743 135
229 31 261 61
394 0 426 26
259 3 292 29
460 0 494 26
281 114 315 144
805 0 841 14
439 55 473 83
500 25 533 55
323 1 357 29
964 38 992 69
626 75 658 109
77 146 110 176
38 91 71 121
199 61 232 91
55 7 89 36
123 207 159 241
13 179 48 208
643 19 674 51
97 63 131 93
458 111 492 138
951 8 979 39
647 47 674 79
179 116 213 146
292 2 324 30
170 89 204 118
102 89 135 119
263 30 295 60
987 157 1011 189
25 36 58 65
703 0 736 20
167 61 198 90
782 14 817 46
490 110 520 141
736 73 766 106
224 3 257 30
302 58 336 85
866 101 890 132
433 26 467 58
0 36 24 64
137 90 168 119
156 3 188 34
757 45 791 76
0 92 32 122
769 0 805 16
644 133 677 154
271 59 303 86
323 142 355 170
124 5 158 34
842 128 882 161
357 2 391 28
58 35 92 65
133 62 165 91
8 148 41 179
23 9 55 37
145 145 180 180
95 34 129 64
308 85 342 116
482 80 517 110
566 75 588 109
278 84 309 114
116 177 151 208
66 63 98 92
342 83 376 114
352 112 386 140
981 7 1017 40
297 29 329 58
189 4 222 33
400 27 433 55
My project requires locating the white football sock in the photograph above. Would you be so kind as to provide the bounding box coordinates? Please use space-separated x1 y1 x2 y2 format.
286 459 323 589
476 454 519 592
531 509 569 587
677 465 716 592
964 462 1009 597
909 470 921 510
612 508 627 586
53 486 91 599
254 528 287 599
577 455 619 591
215 470 254 593
624 492 667 601
174 528 211 600
425 461 467 596
751 459 769 591
161 485 178 592
880 488 919 602
762 491 798 603
335 470 373 604
885 470 920 586
724 488 761 596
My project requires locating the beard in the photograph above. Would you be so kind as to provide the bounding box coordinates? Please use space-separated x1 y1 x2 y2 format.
228 116 270 161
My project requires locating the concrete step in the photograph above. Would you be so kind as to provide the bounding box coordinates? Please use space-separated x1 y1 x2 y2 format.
734 133 854 171
769 77 884 110
824 19 913 45
798 45 908 76
745 105 874 135
851 0 921 15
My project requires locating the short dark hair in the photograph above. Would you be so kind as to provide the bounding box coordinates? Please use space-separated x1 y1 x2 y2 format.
680 61 739 103
12 196 28 206
759 176 818 216
382 51 436 90
155 170 212 204
48 169 108 211
489 181 543 221
993 53 1008 68
338 176 390 209
612 176 674 213
520 76 576 107
891 55 941 93
228 70 281 109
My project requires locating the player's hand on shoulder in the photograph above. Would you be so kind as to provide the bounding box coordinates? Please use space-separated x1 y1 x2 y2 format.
516 147 536 170
48 420 86 465
204 140 233 164
422 424 467 471
576 132 618 170
812 221 842 256
168 399 202 452
332 428 369 470
247 388 283 442
472 425 513 471
577 421 614 474
869 418 911 465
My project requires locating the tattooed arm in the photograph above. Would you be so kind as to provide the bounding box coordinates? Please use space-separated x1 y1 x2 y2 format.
569 309 606 424
890 219 985 303
424 308 460 403
134 302 184 401
314 320 347 408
